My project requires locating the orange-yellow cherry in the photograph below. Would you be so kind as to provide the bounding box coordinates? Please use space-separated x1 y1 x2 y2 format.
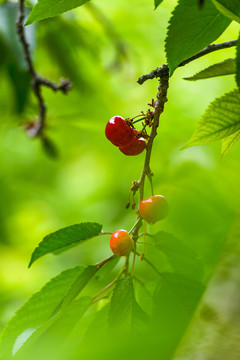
139 195 169 224
110 230 134 256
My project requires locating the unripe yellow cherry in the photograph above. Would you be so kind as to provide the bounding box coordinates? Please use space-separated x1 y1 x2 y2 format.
110 230 134 256
139 195 169 224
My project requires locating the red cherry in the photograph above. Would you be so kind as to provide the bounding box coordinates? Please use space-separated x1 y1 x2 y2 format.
105 116 135 147
139 195 169 224
110 230 134 256
119 129 146 156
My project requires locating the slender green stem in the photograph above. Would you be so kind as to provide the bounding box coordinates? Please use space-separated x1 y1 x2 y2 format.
92 294 110 304
147 174 154 196
135 251 161 276
132 116 148 124
131 242 136 276
129 217 142 235
123 255 129 274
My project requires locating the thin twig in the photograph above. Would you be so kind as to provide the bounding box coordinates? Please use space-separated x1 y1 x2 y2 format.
137 40 237 85
16 0 72 137
178 40 237 67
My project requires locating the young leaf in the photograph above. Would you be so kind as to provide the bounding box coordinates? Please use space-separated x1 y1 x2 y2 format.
221 130 240 157
109 276 147 332
212 0 240 23
154 0 164 9
29 222 102 267
165 0 231 75
184 58 236 81
182 90 240 148
0 266 87 358
236 33 240 90
153 231 204 280
25 0 89 25
151 272 204 358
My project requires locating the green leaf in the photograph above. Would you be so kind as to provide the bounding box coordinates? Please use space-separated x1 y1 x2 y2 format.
212 0 240 23
221 130 240 156
236 33 240 90
183 90 240 148
0 266 87 358
165 0 231 75
43 296 91 340
153 231 204 280
152 272 204 358
184 58 236 81
25 0 90 25
59 266 97 310
94 255 120 282
13 297 91 358
109 276 147 332
29 222 102 267
154 0 164 9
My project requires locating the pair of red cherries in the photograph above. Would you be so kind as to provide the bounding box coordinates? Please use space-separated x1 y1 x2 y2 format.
105 116 146 155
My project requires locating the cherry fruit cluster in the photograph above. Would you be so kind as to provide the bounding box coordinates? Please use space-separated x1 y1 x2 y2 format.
105 116 146 156
109 195 168 256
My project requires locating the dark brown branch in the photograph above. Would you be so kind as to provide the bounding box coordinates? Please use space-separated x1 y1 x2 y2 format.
178 40 237 67
137 64 169 201
131 65 169 247
137 40 237 85
16 0 72 138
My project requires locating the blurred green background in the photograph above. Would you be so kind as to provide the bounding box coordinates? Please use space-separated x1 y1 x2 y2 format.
0 0 240 354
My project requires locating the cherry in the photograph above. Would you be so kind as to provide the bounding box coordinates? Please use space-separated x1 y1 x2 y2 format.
119 129 146 156
105 116 135 147
110 229 134 256
139 195 168 224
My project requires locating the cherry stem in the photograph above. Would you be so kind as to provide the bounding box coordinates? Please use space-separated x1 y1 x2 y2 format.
135 251 161 276
131 242 136 276
132 116 148 124
129 217 142 235
147 174 154 196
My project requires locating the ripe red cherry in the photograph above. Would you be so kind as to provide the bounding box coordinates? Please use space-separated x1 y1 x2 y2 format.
110 230 134 256
105 116 135 147
139 195 169 224
119 129 146 156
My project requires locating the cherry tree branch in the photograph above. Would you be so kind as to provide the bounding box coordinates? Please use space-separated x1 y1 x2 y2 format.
178 39 237 67
130 64 169 248
137 40 237 85
130 39 237 265
16 0 72 138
